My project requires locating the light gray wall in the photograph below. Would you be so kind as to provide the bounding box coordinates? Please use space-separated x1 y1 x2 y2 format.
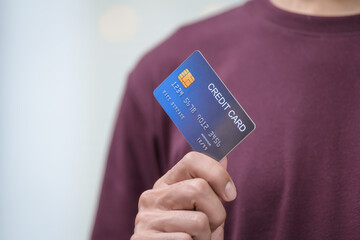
0 0 244 239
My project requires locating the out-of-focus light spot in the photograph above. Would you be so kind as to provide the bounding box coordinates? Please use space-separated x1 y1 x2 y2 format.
98 5 138 43
201 4 226 16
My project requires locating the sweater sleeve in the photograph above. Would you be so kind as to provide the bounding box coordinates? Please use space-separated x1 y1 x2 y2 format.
91 67 165 239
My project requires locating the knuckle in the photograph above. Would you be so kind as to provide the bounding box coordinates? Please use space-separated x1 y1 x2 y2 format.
138 190 154 208
191 178 209 193
134 211 152 226
134 211 146 225
214 206 227 227
192 212 210 232
184 151 197 160
182 151 199 165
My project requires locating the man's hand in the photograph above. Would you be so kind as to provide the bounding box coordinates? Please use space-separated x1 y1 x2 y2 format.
131 152 237 240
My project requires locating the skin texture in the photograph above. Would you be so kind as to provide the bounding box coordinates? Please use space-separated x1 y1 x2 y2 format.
271 0 360 16
131 152 236 240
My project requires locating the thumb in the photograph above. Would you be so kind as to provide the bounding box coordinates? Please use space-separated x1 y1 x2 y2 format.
219 156 228 170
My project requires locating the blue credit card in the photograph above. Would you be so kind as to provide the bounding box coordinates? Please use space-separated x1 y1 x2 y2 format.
154 51 255 161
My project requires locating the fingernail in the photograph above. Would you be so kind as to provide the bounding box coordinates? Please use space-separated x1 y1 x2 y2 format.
225 181 237 201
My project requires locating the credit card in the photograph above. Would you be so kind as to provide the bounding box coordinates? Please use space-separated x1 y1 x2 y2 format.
153 51 255 161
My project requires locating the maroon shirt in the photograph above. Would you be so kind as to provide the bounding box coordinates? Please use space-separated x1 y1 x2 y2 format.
92 0 360 239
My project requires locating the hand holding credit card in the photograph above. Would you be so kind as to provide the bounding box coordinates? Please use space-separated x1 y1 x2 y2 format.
133 51 254 239
154 51 255 161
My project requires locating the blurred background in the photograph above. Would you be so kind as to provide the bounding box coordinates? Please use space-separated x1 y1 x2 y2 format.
0 0 243 239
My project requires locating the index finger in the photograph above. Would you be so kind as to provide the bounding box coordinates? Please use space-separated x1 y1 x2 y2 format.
153 152 237 202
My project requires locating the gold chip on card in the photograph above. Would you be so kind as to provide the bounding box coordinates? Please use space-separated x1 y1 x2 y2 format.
178 69 195 88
